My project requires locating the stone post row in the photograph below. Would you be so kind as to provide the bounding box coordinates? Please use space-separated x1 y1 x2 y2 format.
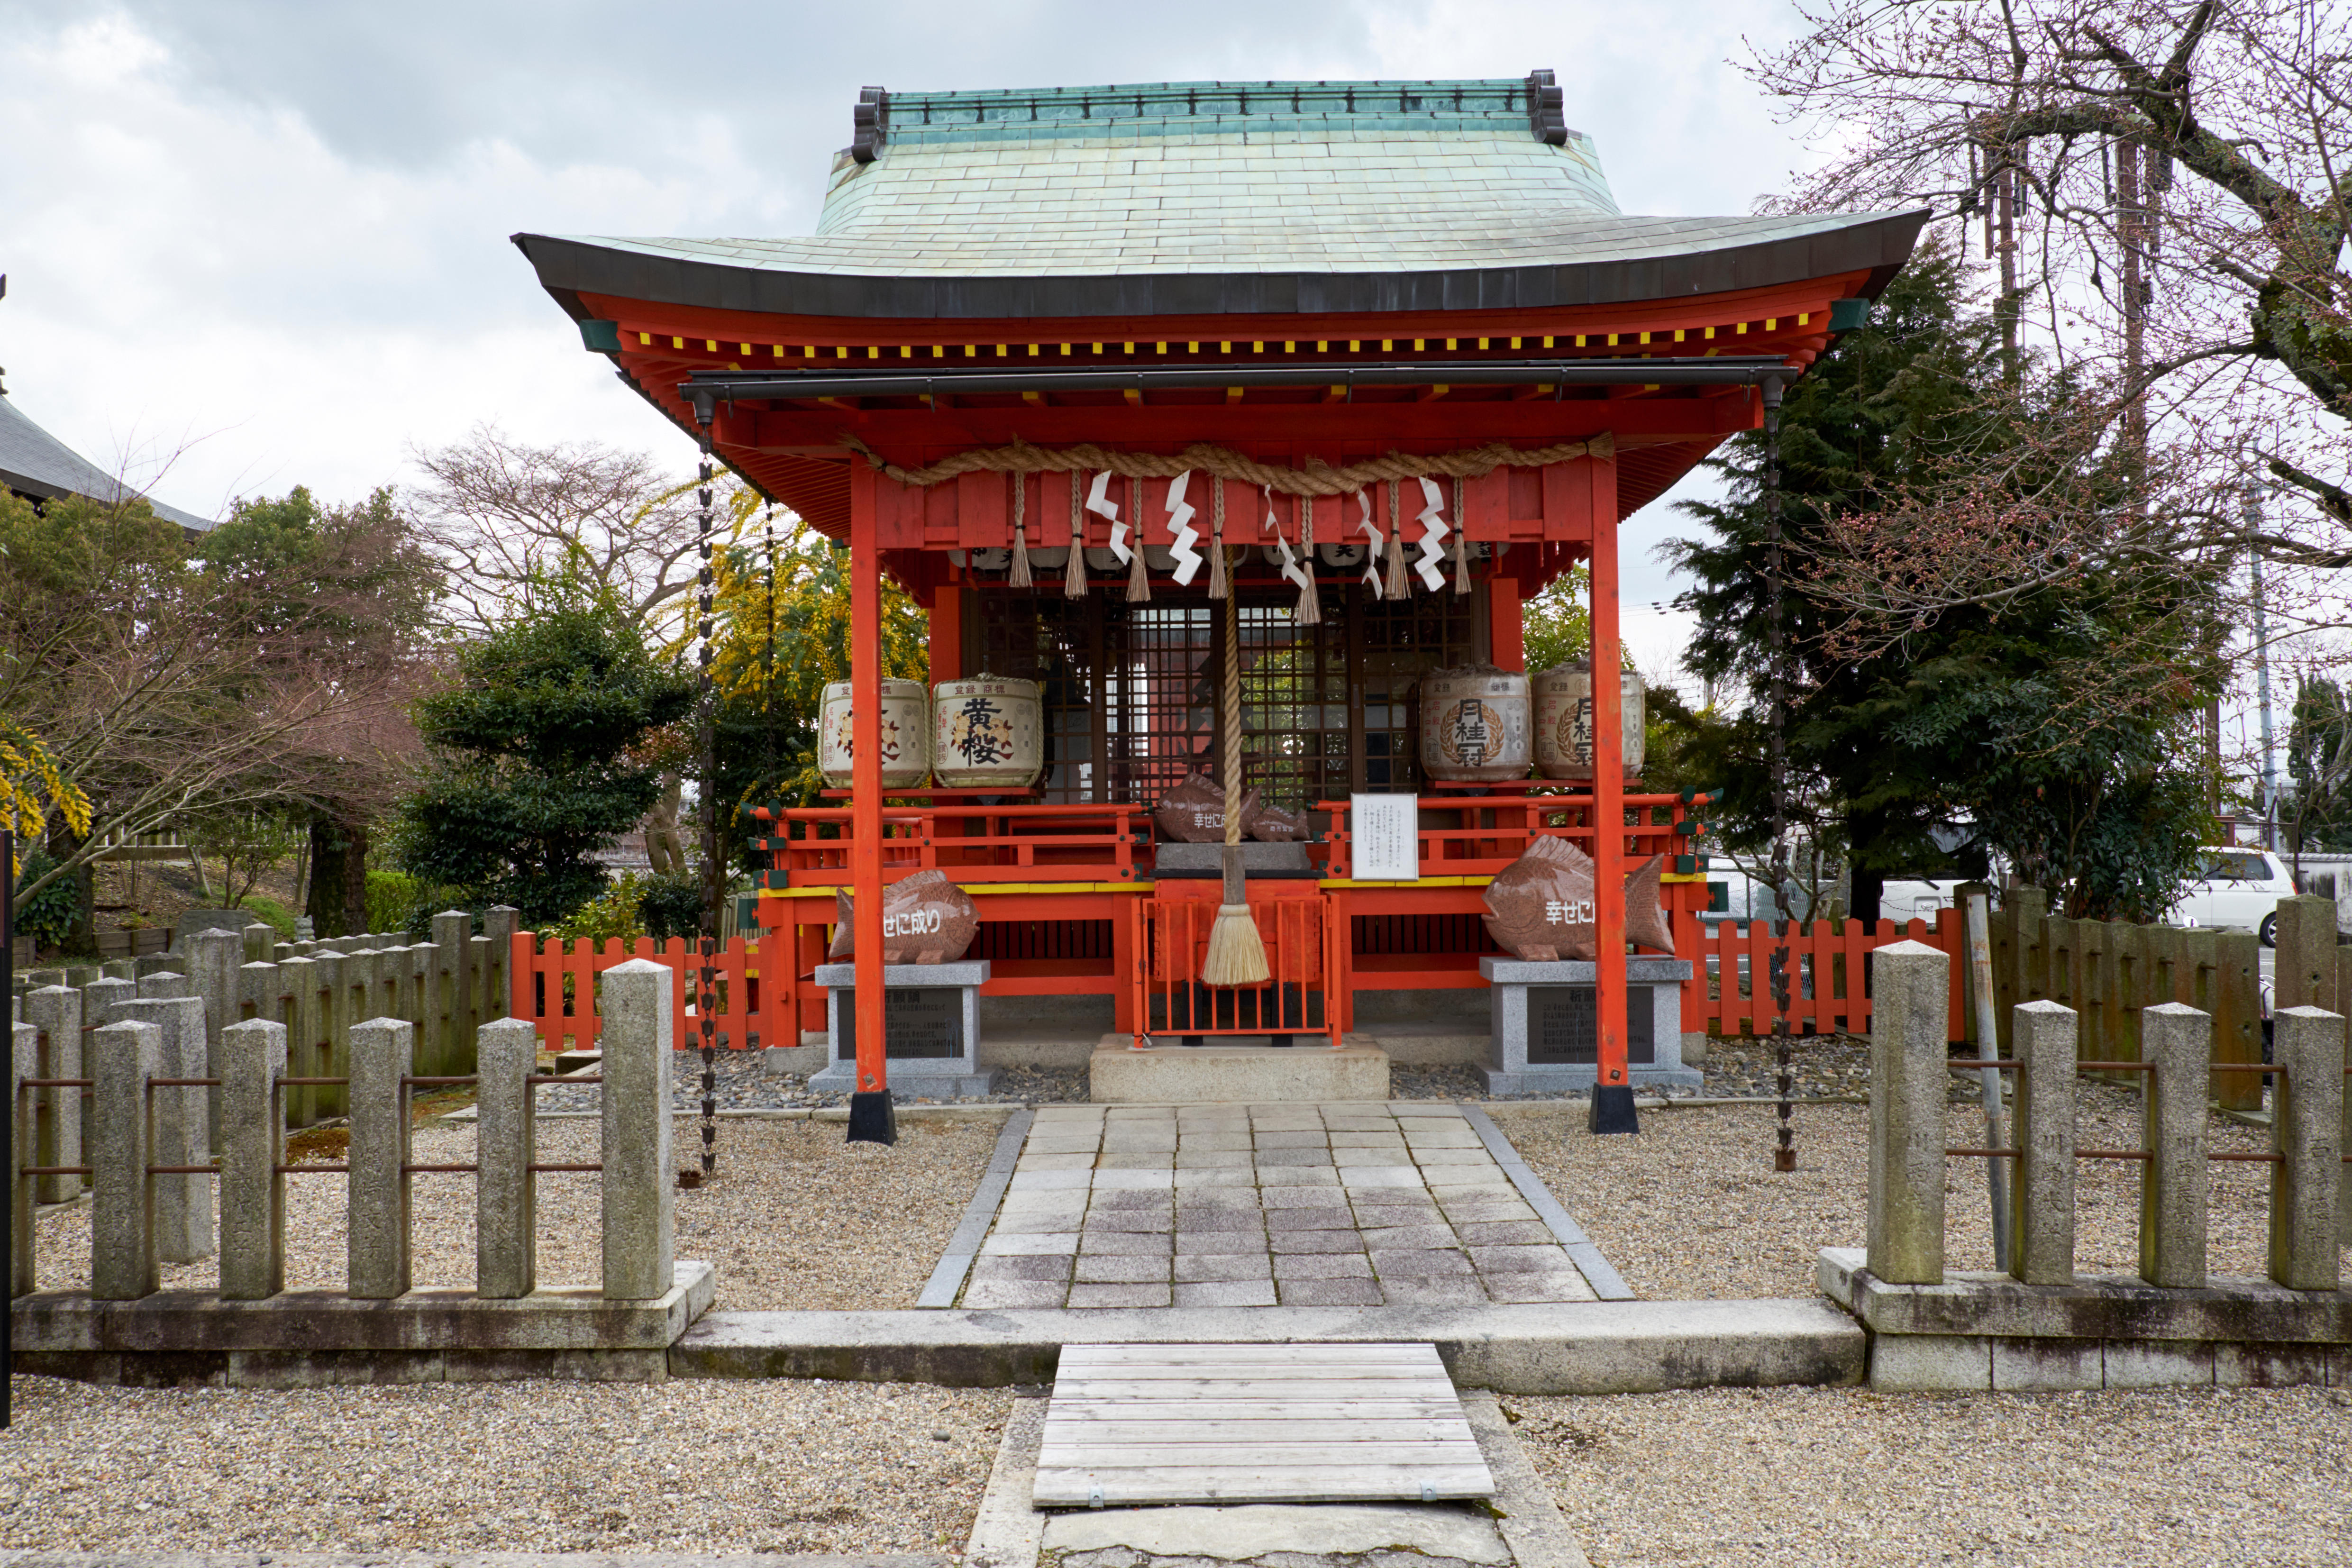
2268 1006 2344 1292
474 1016 538 1298
20 984 82 1204
10 1018 36 1297
2009 1000 2077 1286
1868 939 1948 1285
599 959 675 1301
219 1017 288 1301
91 1019 161 1301
347 1016 414 1300
2139 1002 2210 1288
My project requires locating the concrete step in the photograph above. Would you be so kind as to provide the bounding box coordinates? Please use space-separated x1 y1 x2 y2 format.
670 1299 1865 1394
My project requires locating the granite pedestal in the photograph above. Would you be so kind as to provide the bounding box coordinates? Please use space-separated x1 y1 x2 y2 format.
1477 956 1700 1094
809 959 999 1098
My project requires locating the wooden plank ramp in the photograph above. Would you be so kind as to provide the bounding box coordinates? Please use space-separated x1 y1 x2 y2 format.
1032 1342 1495 1507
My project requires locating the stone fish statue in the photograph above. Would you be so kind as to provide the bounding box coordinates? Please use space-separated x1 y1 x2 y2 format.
1481 835 1676 961
1153 772 1262 844
826 868 980 964
1246 800 1309 843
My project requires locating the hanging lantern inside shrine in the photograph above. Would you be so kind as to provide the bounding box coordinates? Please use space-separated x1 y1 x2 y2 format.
1416 664 1532 783
818 678 932 790
932 674 1044 790
1533 660 1648 780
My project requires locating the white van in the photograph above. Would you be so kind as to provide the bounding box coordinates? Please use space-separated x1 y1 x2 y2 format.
2167 846 2295 947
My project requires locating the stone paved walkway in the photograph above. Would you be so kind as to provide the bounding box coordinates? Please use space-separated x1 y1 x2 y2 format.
957 1102 1603 1308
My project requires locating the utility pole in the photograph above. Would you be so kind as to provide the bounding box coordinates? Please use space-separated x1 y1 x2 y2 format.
2249 486 2278 849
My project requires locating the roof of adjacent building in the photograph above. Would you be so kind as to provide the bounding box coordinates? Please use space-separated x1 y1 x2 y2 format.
0 393 216 531
515 74 1923 322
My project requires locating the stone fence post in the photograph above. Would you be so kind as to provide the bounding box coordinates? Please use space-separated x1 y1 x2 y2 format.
219 1017 288 1301
2268 1006 2343 1292
116 994 211 1264
22 985 82 1204
2140 1002 2211 1288
91 1018 161 1301
599 959 674 1300
2010 1000 2077 1286
475 1016 538 1299
187 928 243 1151
10 1019 35 1296
347 1016 414 1299
1869 939 1949 1285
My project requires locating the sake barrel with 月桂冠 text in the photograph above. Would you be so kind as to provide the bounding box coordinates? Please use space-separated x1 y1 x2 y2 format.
933 674 1044 791
1417 664 1532 784
818 678 931 790
1532 661 1647 780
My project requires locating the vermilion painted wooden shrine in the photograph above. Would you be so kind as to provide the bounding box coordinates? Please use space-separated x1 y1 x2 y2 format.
514 74 1924 1116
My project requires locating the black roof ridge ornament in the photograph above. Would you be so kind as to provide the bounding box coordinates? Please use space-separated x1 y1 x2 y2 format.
852 86 889 164
1526 69 1568 146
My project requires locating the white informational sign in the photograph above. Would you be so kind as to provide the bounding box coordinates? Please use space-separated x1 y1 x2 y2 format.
1351 793 1421 882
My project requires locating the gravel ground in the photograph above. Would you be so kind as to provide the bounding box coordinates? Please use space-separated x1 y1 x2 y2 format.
1509 1384 2352 1567
0 1375 1012 1557
28 1114 1003 1311
1490 1080 2349 1299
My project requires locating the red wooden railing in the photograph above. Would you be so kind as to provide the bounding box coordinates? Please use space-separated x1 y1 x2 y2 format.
756 802 1149 885
1133 890 1341 1048
1316 790 1709 879
1685 911 1968 1041
508 932 777 1054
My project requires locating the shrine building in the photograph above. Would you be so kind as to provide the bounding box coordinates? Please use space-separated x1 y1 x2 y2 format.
513 73 1924 1110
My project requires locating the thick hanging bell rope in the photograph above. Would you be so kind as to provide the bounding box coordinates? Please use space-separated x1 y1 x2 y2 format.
1384 478 1411 598
1296 492 1321 626
1451 475 1471 595
1063 469 1089 597
1124 474 1151 603
1202 582 1270 989
1007 472 1033 588
841 432 1614 494
1207 479 1229 600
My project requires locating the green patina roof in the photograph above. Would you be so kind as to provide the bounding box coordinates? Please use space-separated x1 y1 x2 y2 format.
520 73 1924 313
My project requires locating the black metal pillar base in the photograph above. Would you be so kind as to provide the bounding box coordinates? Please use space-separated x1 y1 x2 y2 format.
846 1090 898 1145
1588 1084 1640 1135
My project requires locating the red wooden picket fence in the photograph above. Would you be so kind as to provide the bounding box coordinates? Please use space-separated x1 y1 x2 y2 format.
1683 910 1968 1041
508 932 779 1054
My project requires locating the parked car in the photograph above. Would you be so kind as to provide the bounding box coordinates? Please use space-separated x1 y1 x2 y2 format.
2167 846 2295 947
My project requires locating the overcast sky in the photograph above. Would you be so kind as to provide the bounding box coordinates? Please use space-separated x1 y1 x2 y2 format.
0 0 1837 682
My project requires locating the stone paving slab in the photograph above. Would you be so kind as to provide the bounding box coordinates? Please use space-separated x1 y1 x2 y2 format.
957 1104 1612 1310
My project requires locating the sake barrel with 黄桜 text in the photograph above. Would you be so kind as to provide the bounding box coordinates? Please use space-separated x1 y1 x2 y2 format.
932 674 1044 791
818 678 931 790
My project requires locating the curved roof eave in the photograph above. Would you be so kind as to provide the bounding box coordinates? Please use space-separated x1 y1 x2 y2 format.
512 209 1930 324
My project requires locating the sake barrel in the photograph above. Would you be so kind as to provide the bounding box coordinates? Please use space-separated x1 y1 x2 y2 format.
817 678 931 790
933 674 1044 790
1532 661 1648 780
1417 664 1533 783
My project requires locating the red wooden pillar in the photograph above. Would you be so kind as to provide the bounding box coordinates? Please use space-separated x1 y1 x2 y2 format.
1587 457 1634 1130
1487 576 1524 671
848 459 894 1140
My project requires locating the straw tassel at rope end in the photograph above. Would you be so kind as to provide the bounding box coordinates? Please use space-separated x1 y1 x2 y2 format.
1201 845 1272 988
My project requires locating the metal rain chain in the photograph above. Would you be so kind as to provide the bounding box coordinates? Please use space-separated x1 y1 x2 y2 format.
693 422 721 1184
1763 374 1796 1174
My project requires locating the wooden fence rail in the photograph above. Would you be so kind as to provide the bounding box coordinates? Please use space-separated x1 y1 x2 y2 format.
1687 887 2272 1106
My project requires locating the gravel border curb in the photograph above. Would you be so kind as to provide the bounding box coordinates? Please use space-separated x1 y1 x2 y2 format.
1459 1391 1592 1568
0 1556 948 1568
1456 1104 1635 1301
963 1395 1050 1568
917 1109 1035 1309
